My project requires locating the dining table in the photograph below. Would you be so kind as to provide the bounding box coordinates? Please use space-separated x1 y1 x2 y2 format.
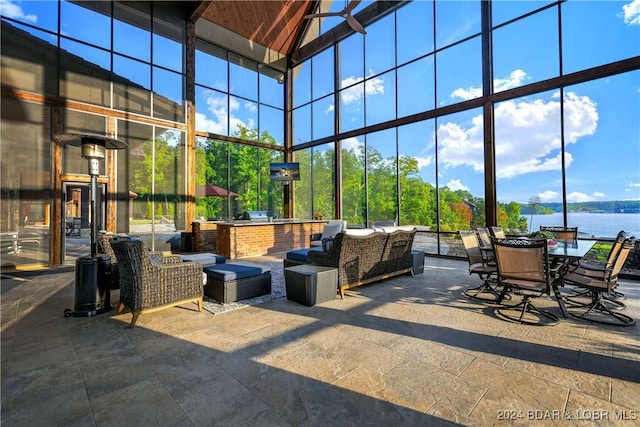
547 239 597 317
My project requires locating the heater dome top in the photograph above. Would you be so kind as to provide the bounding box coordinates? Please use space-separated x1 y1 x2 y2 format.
55 133 128 150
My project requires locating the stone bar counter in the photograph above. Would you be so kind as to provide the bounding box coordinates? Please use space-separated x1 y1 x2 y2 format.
191 220 327 259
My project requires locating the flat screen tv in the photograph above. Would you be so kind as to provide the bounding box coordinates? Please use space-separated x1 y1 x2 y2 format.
270 162 300 181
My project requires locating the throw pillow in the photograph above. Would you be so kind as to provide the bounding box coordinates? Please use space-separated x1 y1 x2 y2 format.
321 223 343 240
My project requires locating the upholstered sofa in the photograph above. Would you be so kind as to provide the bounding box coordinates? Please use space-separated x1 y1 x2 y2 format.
307 227 416 298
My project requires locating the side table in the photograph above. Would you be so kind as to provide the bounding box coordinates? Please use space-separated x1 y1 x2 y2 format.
284 264 338 306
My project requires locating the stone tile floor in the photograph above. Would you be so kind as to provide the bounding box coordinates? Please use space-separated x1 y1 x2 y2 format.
1 255 639 426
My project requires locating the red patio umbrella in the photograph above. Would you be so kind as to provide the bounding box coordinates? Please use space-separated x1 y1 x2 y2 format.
196 184 239 197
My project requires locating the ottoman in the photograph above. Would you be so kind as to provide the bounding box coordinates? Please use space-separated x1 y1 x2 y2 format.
284 247 324 268
203 261 271 303
284 264 337 306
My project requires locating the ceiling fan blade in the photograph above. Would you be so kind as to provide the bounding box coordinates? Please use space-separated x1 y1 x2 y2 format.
346 15 366 34
344 0 362 15
304 12 342 19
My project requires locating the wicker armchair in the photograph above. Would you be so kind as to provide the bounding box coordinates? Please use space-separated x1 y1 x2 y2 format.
98 234 182 289
110 239 203 328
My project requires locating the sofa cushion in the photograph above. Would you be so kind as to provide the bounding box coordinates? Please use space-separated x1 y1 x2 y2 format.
204 261 271 281
374 225 416 233
343 228 376 236
287 247 323 262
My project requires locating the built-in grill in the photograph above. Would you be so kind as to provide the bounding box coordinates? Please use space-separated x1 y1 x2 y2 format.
242 210 270 222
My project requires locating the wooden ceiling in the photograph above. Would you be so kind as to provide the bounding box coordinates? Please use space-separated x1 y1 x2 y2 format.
197 0 316 58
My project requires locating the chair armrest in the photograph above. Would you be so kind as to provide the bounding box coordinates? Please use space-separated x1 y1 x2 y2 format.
310 232 322 242
159 255 183 264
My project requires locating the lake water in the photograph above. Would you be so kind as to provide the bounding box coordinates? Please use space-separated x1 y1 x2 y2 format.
527 213 640 239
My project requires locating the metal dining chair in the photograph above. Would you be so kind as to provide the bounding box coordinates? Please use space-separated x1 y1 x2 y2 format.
561 238 635 326
540 226 578 241
459 230 499 301
492 237 560 326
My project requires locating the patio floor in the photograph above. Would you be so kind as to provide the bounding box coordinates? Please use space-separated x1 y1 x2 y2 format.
1 255 639 426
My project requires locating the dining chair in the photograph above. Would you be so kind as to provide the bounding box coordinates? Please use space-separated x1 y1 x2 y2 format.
492 237 560 326
565 230 627 305
561 238 635 326
490 226 506 239
476 227 493 249
540 226 578 241
459 230 499 301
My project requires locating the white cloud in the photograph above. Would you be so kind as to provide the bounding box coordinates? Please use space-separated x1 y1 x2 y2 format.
195 89 255 135
341 136 363 153
437 71 599 180
414 155 433 170
451 69 529 101
445 179 469 192
537 190 560 202
324 103 334 115
622 0 640 25
0 0 37 22
244 101 257 113
566 192 605 203
340 74 384 105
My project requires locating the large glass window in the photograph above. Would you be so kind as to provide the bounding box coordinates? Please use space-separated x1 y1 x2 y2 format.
366 128 398 225
113 54 151 115
229 54 258 101
60 0 110 49
562 72 640 238
493 7 559 92
436 108 485 232
196 42 228 92
397 55 435 118
365 69 396 126
312 47 334 100
436 36 482 107
195 137 230 220
398 120 437 229
293 60 311 108
294 143 335 220
312 95 335 140
0 99 52 267
59 38 111 106
114 2 151 62
2 0 58 33
341 136 366 227
365 13 395 76
396 0 434 66
561 0 640 75
435 0 480 49
494 91 561 234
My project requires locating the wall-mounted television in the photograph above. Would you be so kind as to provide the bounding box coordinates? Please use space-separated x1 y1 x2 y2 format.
270 162 300 181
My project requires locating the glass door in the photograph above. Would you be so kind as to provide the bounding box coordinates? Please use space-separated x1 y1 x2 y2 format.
62 182 105 263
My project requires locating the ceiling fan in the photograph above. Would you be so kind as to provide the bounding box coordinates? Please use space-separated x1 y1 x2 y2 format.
304 0 366 35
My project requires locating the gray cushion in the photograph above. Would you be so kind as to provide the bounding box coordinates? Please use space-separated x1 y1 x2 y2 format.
204 261 270 281
286 247 323 262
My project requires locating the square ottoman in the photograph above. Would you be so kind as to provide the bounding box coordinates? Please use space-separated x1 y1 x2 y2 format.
203 261 271 303
284 246 324 268
284 264 337 306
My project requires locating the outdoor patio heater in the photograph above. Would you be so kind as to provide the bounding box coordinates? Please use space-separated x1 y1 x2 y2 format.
57 133 128 317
